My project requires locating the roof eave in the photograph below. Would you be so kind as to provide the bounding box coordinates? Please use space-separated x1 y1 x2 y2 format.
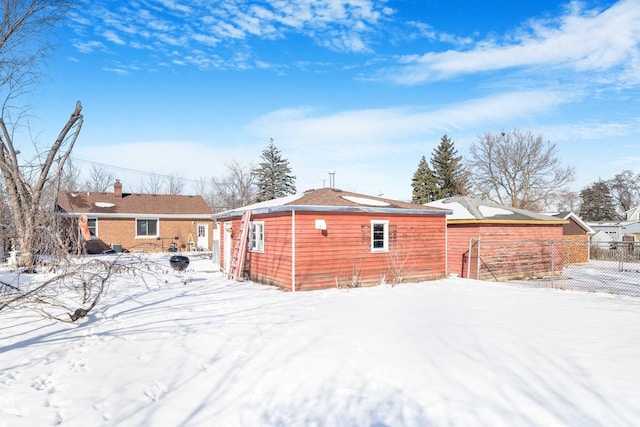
213 205 451 220
447 219 569 225
56 212 213 219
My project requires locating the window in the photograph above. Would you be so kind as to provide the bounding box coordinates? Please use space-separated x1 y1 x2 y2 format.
87 218 98 238
371 220 389 252
197 224 206 238
136 218 159 237
249 221 265 252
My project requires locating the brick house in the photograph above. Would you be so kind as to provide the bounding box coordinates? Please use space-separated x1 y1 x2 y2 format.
546 211 594 264
56 181 214 254
214 188 450 291
426 196 567 280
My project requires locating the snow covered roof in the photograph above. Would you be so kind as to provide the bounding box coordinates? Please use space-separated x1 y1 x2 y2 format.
426 196 565 224
214 188 450 220
56 187 213 218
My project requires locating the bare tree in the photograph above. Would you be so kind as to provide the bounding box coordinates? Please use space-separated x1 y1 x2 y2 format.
0 253 192 321
138 173 164 194
200 161 256 211
467 130 575 211
60 157 82 191
0 0 77 268
555 190 581 213
0 102 83 267
0 1 71 105
608 170 640 217
84 164 115 192
165 174 185 195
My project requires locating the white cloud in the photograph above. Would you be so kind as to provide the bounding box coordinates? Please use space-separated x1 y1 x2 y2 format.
102 67 129 75
102 30 125 45
388 0 640 85
73 40 106 54
248 89 566 151
70 0 394 71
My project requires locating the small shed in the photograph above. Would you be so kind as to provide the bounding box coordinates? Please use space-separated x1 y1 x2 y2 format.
426 196 567 281
214 188 450 291
546 211 594 264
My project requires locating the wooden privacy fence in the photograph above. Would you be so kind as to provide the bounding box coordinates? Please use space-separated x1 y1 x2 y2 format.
462 238 640 297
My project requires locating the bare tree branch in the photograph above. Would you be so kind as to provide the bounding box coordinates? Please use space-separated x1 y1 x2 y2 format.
467 130 575 211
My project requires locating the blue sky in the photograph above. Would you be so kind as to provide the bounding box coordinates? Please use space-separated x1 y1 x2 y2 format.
27 0 640 201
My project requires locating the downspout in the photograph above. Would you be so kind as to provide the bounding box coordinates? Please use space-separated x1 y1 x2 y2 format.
291 209 296 292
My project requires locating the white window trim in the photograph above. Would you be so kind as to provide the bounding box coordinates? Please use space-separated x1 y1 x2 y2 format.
135 217 160 238
249 221 265 253
88 217 98 239
371 220 389 252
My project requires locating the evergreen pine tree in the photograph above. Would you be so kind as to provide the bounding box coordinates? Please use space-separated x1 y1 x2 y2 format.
411 156 439 204
253 139 297 202
431 134 468 198
412 135 468 203
579 180 619 221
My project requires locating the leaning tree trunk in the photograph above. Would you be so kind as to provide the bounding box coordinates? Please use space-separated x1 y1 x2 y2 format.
0 101 83 268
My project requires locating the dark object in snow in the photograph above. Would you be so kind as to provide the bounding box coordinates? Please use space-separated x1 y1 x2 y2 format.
169 255 190 271
69 308 88 322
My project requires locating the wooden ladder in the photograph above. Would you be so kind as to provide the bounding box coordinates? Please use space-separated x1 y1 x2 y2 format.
227 210 252 281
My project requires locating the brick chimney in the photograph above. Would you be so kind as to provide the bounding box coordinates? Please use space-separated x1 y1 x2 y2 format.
114 179 123 198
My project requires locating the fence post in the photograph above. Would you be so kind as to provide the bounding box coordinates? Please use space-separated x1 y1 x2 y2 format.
619 241 624 272
551 240 555 286
467 238 473 279
476 238 481 280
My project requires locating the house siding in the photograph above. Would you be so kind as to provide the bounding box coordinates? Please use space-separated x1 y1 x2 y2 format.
85 217 213 254
448 223 565 280
222 211 447 291
563 218 587 236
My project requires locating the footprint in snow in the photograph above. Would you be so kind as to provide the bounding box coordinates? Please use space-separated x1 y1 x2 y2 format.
143 381 167 402
0 369 19 386
53 410 65 426
44 394 70 409
31 373 55 392
67 358 89 373
93 401 112 421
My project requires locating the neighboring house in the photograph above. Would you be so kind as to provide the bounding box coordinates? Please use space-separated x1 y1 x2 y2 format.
587 205 640 242
213 187 450 291
587 220 640 242
426 196 567 281
56 180 214 254
625 206 640 221
590 230 613 243
545 211 594 264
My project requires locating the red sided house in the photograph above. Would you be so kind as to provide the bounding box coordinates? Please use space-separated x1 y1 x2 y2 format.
56 181 214 254
213 188 451 291
426 196 567 281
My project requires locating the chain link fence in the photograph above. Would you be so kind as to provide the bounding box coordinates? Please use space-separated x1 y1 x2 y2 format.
465 238 640 297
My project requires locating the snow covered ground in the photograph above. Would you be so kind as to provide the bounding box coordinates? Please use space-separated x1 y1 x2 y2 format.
1 255 639 426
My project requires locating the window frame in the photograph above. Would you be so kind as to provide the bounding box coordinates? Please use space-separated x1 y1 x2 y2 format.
370 220 389 252
87 217 98 239
197 223 206 238
249 221 265 253
135 218 159 238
